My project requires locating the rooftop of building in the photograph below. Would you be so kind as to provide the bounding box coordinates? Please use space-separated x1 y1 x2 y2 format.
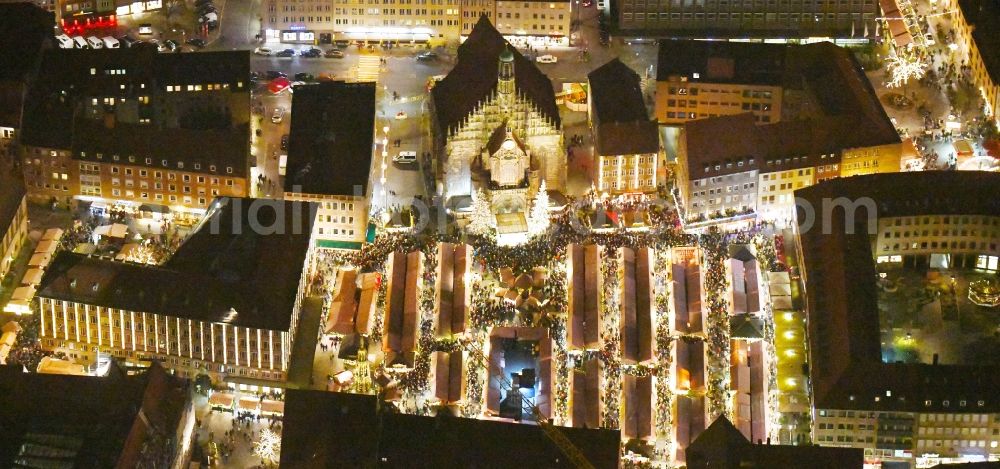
687 416 864 469
0 3 53 128
661 41 898 172
0 362 189 468
588 59 659 156
0 160 26 239
432 16 560 133
280 389 621 468
795 171 1000 413
283 82 375 197
37 197 317 330
588 58 649 124
958 0 1000 83
0 3 53 82
683 112 869 178
20 46 251 177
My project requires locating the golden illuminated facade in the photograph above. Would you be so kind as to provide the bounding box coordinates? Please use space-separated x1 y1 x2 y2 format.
38 298 294 385
18 48 252 215
656 80 783 125
34 198 316 390
493 0 571 45
947 0 999 129
0 178 28 281
21 146 248 213
263 0 461 45
838 143 902 178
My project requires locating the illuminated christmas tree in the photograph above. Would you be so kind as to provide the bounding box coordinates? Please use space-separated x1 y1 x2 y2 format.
254 428 281 464
468 188 496 237
527 180 550 237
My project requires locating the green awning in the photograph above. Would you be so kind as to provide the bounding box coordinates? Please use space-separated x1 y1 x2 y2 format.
316 239 364 250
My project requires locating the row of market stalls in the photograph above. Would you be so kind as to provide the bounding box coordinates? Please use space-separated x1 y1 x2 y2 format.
4 228 63 315
208 391 285 418
566 244 656 439
0 321 21 364
727 247 768 446
432 243 470 413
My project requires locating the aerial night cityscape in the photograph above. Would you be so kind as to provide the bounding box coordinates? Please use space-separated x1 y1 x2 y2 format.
0 0 998 466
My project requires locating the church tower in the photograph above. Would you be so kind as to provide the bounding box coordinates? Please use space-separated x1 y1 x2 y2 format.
497 47 515 114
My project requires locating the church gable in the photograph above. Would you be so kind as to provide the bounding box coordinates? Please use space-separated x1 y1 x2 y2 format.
431 16 561 135
486 125 529 188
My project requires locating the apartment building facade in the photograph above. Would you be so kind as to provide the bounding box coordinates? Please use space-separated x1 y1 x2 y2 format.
19 47 251 217
797 172 1000 469
493 0 571 45
283 82 376 250
0 172 29 282
678 113 900 224
460 0 494 35
668 41 901 225
35 198 317 390
874 214 1000 271
616 0 877 42
950 0 999 129
588 59 659 194
262 0 460 45
655 40 876 127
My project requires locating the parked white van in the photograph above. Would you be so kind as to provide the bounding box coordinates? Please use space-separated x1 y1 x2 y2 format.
72 36 89 49
86 36 103 49
102 36 120 48
55 34 74 49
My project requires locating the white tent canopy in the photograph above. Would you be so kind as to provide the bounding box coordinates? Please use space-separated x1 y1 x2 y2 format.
21 268 43 286
42 228 64 242
34 240 58 255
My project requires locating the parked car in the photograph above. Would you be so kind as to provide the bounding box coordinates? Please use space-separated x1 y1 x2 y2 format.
163 39 179 51
264 70 286 79
536 54 557 64
280 134 289 150
138 23 153 35
118 35 137 48
55 34 74 49
275 49 295 57
394 151 417 164
416 51 438 61
186 38 206 48
72 36 89 49
925 32 935 45
199 12 218 24
300 48 322 58
325 49 344 58
86 36 104 49
294 72 314 81
102 36 120 48
254 47 273 56
271 107 285 124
